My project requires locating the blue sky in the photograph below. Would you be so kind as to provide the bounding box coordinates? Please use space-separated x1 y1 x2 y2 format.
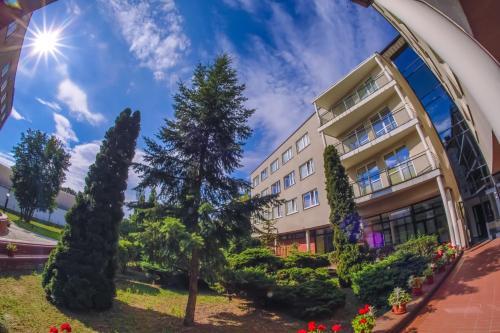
0 0 397 200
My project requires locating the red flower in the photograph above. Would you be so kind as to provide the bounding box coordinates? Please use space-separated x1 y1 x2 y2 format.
298 330 307 333
318 324 326 331
359 318 367 324
60 323 72 332
49 327 58 333
364 304 370 309
332 324 342 332
358 307 368 315
308 321 316 331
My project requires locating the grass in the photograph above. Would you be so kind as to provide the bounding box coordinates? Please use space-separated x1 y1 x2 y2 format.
1 210 63 240
0 271 357 333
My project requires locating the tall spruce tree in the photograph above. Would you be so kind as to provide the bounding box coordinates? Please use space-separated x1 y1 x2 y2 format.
42 109 140 311
135 55 273 326
323 145 357 260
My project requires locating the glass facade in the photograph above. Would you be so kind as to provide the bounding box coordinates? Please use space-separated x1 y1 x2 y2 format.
364 196 449 248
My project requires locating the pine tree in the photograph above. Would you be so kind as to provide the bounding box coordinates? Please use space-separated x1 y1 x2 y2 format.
135 55 273 326
323 145 359 260
42 109 141 311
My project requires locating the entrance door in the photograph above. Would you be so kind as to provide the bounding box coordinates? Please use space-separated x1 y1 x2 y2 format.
472 204 488 240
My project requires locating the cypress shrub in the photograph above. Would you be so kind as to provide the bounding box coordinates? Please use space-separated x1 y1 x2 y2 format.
42 109 140 311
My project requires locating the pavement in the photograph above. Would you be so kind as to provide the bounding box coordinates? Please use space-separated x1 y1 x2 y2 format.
0 223 57 245
404 238 500 333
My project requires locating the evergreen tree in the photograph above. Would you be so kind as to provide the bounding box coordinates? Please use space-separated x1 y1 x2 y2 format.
323 145 359 260
42 109 141 311
11 129 70 222
135 55 273 326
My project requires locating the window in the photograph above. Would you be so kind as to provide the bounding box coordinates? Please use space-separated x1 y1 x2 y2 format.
271 180 281 194
282 147 293 164
296 133 310 152
6 22 16 39
261 188 269 196
283 171 295 189
356 162 382 195
303 189 319 209
1 93 6 105
1 64 9 78
272 205 284 219
384 146 416 185
371 108 397 138
270 159 279 173
1 80 7 93
252 176 259 188
260 168 268 181
344 125 369 151
299 159 315 179
1 104 6 115
286 198 298 215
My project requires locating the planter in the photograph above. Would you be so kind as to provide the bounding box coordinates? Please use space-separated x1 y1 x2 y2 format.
425 275 434 285
392 304 407 315
412 287 423 296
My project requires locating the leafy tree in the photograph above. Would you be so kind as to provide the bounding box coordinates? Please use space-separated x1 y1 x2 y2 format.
135 55 273 326
323 145 359 260
60 186 77 196
11 129 70 222
42 109 141 311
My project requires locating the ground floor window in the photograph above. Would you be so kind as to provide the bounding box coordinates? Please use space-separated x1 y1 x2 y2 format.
363 196 450 248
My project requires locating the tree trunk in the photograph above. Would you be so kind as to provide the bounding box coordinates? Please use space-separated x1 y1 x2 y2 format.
183 247 200 326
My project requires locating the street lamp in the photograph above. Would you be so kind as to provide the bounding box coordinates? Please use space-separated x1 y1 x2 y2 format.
4 193 10 210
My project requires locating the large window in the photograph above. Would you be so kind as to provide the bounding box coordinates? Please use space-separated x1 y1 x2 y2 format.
285 198 298 215
296 133 310 152
299 159 315 179
344 125 369 151
271 180 281 194
261 188 269 196
302 189 319 209
270 159 280 173
6 22 16 39
384 146 415 185
357 162 382 195
1 80 7 93
1 63 9 78
272 205 284 219
260 168 268 181
284 171 295 189
371 108 397 137
282 147 293 164
252 176 259 188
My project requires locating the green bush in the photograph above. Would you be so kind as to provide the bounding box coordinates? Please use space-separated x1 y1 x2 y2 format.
336 243 369 286
227 247 283 273
283 251 330 269
273 279 345 319
395 234 438 260
351 252 427 310
118 239 138 273
275 267 330 286
0 313 7 333
221 267 275 301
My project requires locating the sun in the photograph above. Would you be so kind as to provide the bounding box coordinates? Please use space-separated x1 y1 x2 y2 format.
32 29 61 56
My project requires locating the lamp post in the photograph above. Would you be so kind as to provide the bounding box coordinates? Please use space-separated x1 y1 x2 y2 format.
4 192 10 210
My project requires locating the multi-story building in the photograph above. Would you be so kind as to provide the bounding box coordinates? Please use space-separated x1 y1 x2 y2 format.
0 0 57 129
250 115 333 256
352 0 500 242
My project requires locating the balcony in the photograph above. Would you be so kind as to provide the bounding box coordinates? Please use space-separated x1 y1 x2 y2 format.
318 73 392 127
351 152 440 203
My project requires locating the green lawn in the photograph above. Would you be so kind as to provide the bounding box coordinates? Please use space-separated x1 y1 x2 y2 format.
2 210 63 240
0 272 318 333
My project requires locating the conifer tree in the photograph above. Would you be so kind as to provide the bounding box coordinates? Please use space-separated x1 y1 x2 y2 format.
42 109 141 311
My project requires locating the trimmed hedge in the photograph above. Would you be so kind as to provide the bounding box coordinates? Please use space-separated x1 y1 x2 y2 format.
283 252 330 269
275 267 330 286
395 234 438 260
351 252 428 310
228 247 283 273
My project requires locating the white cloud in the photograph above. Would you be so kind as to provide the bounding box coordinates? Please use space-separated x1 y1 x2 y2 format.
222 0 259 13
10 107 25 121
36 97 62 111
99 0 190 80
216 0 395 174
57 78 105 125
53 113 79 145
0 151 14 167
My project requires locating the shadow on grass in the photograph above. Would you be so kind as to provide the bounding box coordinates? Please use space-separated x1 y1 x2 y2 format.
116 280 161 296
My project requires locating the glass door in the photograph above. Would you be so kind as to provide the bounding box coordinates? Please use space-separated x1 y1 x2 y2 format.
357 162 382 195
385 146 416 185
371 108 397 138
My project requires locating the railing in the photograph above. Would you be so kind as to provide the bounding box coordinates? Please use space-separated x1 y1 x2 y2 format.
350 152 437 199
318 73 392 125
334 106 413 156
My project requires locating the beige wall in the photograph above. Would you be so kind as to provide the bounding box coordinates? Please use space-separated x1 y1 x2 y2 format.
250 114 330 234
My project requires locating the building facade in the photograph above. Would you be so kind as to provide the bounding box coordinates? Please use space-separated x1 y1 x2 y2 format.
352 0 500 242
0 0 57 129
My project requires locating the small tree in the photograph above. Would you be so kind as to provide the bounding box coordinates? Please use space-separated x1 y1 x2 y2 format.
42 109 140 311
11 129 70 222
324 145 360 260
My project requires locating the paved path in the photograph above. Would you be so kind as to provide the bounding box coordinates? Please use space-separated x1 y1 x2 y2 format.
404 239 500 333
0 223 57 245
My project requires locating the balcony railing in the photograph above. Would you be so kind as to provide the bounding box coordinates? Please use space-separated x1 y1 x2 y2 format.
334 106 413 156
350 152 437 199
318 73 391 126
